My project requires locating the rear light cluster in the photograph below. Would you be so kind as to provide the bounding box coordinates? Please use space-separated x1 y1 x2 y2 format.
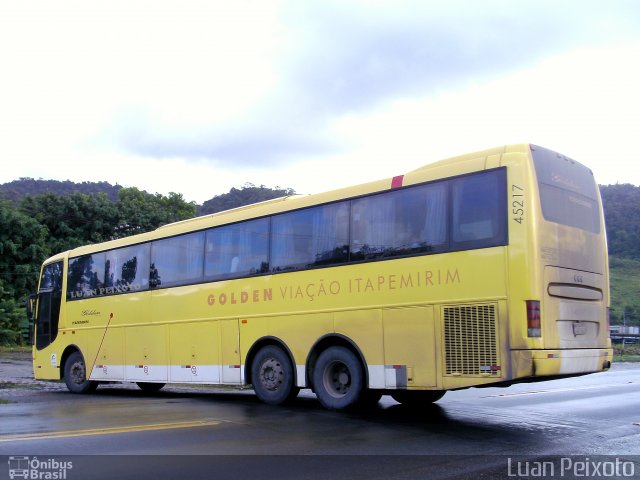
526 300 541 337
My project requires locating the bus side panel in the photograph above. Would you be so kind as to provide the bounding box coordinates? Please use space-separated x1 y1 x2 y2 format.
62 291 153 382
90 326 125 381
220 319 242 384
168 321 221 384
124 324 168 382
151 285 230 383
334 309 384 389
382 306 437 389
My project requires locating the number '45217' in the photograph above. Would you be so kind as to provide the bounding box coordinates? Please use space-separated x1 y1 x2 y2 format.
512 185 524 224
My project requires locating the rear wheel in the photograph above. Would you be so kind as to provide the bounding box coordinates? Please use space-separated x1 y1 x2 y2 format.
391 390 446 406
63 351 98 394
137 382 165 392
313 346 364 411
251 345 299 405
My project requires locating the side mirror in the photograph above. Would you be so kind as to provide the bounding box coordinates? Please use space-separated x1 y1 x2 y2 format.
25 292 36 321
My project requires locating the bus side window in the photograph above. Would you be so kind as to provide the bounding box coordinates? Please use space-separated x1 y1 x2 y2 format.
151 232 205 289
271 203 348 271
451 169 507 249
205 218 270 281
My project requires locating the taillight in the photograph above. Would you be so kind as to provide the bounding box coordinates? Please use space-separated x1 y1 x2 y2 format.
526 300 541 337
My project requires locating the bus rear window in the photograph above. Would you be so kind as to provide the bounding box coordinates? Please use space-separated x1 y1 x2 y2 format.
532 145 600 234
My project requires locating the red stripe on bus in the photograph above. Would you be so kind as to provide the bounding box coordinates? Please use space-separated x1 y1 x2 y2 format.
391 175 404 188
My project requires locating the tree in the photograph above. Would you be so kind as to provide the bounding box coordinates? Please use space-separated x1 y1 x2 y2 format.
0 281 22 345
198 183 296 216
114 188 196 238
0 201 49 297
0 201 49 344
19 192 119 254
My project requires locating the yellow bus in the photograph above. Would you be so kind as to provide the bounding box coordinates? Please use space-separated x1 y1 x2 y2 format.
28 144 612 410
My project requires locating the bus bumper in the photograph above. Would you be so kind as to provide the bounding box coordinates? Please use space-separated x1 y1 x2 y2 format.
511 348 613 378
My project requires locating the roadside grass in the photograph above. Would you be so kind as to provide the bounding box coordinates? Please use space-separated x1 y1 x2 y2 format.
0 345 30 353
613 343 640 362
0 382 40 390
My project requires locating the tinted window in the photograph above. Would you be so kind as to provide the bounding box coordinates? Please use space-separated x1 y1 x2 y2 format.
451 169 507 249
271 202 349 271
67 253 106 300
40 261 63 292
104 244 150 294
532 145 600 233
351 184 448 260
205 218 269 280
151 232 204 288
36 261 64 350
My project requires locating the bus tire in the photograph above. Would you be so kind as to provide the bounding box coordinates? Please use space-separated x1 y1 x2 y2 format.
391 390 446 406
313 346 364 411
63 351 98 394
251 345 299 405
137 382 165 392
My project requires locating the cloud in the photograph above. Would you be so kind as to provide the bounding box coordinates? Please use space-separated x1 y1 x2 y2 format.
2 0 639 196
104 0 640 167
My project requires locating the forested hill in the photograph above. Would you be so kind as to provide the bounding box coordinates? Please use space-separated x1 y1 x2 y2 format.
198 184 295 215
0 178 122 204
599 184 640 260
0 178 295 218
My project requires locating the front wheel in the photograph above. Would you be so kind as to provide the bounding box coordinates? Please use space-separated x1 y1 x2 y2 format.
63 351 98 394
313 346 364 411
251 345 299 405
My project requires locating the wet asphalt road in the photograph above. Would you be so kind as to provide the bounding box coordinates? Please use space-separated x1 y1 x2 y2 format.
1 352 639 479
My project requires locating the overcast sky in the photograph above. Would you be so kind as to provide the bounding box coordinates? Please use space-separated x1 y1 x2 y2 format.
1 0 639 204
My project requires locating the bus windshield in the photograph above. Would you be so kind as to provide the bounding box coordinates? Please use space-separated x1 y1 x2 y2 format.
532 145 600 234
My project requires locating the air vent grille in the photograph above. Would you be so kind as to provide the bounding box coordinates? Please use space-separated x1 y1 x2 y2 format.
444 304 499 376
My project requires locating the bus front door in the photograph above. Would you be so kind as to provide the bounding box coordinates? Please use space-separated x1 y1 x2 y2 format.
34 261 63 351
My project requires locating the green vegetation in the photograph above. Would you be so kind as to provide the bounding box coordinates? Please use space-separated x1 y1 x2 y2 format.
0 188 197 345
613 343 640 363
600 184 640 260
609 256 640 326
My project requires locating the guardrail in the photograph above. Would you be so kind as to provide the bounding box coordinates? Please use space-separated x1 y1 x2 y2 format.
610 333 640 344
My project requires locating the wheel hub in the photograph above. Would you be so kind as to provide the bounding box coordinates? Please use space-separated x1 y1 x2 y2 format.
260 358 284 391
71 362 85 384
325 361 351 396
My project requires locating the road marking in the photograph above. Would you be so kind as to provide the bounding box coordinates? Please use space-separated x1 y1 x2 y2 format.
0 420 221 443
